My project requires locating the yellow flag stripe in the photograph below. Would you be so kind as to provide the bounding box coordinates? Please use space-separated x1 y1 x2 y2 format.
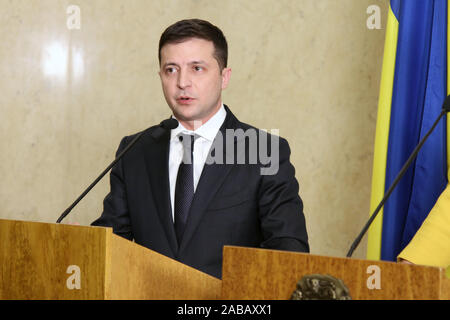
366 5 399 261
447 0 450 181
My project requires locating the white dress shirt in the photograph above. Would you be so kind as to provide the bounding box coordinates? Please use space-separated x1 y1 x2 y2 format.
168 104 227 221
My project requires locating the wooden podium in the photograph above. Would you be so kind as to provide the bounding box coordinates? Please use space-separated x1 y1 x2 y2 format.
1 219 448 300
0 219 221 299
221 246 450 300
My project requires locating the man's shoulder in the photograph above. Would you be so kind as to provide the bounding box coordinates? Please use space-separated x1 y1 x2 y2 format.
225 107 286 141
229 117 289 146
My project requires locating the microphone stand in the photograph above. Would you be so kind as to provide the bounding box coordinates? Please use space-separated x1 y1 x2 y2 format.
346 106 448 257
56 131 145 223
56 118 178 223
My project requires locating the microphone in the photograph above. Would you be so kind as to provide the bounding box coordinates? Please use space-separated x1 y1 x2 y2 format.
56 118 178 223
346 95 450 257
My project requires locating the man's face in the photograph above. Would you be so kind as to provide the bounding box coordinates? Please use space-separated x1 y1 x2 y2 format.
159 38 231 130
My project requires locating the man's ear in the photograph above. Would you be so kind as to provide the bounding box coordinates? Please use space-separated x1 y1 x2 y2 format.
221 67 232 90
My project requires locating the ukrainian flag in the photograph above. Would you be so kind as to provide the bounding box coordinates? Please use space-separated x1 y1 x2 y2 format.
367 0 449 262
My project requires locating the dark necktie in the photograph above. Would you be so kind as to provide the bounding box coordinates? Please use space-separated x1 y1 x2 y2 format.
174 133 196 244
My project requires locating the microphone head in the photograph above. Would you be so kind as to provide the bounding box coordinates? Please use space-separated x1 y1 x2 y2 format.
161 118 179 130
442 95 450 112
150 118 178 140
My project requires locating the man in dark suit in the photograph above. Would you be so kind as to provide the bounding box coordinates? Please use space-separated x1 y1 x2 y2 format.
92 19 309 279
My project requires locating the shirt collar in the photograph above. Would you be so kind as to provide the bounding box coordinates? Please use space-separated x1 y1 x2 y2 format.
170 104 226 142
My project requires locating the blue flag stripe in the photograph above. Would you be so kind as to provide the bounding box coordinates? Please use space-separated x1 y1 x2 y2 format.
382 0 448 261
400 0 448 250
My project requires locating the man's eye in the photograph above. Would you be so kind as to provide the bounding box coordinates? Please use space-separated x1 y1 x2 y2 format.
194 66 203 71
166 67 177 74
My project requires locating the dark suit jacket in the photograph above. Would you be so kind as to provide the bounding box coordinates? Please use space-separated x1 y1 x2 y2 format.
92 106 309 278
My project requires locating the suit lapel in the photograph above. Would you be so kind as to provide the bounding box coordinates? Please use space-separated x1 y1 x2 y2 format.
141 128 179 255
179 107 239 253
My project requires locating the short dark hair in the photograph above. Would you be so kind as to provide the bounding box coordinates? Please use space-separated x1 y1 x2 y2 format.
159 19 228 70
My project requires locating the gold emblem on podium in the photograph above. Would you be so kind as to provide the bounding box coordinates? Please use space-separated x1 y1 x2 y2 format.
291 274 352 300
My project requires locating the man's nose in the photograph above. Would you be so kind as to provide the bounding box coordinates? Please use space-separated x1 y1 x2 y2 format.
177 69 191 89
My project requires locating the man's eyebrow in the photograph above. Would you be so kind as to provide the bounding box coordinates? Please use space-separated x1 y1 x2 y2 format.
162 62 179 68
189 60 208 65
162 61 208 68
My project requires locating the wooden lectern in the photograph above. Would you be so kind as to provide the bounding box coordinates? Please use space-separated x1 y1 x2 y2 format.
221 246 450 300
0 219 221 299
1 219 448 300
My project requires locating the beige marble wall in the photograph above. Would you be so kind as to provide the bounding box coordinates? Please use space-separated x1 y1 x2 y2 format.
0 0 388 259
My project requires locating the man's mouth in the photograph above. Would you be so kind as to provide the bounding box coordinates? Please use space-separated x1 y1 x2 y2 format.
176 96 195 104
